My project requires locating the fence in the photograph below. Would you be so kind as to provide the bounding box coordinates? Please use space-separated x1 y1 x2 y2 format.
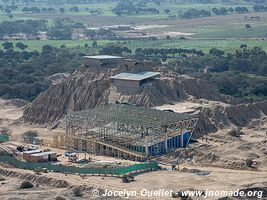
0 156 158 176
0 134 9 142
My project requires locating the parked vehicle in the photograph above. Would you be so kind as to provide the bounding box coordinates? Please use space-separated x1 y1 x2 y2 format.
64 151 76 157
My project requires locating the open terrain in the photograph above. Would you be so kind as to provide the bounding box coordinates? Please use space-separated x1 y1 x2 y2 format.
1 1 267 53
0 62 266 199
0 95 267 199
0 1 266 199
1 38 267 52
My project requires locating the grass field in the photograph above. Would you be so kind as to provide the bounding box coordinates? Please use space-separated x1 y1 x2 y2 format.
0 1 266 51
1 39 267 53
0 1 259 21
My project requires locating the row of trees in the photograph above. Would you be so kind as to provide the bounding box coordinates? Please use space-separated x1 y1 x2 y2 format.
22 6 80 14
180 9 211 19
0 40 266 101
172 45 267 100
2 41 28 50
84 29 116 40
112 1 159 16
135 48 205 58
253 5 267 12
0 19 47 37
0 18 86 40
180 6 249 19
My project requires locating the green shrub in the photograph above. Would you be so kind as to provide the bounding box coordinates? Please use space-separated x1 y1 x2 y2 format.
23 130 38 138
19 181 33 189
55 196 66 200
73 187 83 197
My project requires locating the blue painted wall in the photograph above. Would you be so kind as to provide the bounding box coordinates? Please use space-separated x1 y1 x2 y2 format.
130 131 191 156
148 131 191 156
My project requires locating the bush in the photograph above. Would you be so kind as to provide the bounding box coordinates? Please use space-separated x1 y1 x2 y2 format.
55 196 66 200
73 187 83 196
245 158 254 168
19 181 33 189
23 130 38 138
228 128 241 137
122 174 129 183
122 174 134 183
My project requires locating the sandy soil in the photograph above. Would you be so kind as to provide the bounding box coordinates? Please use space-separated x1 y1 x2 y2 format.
0 98 266 200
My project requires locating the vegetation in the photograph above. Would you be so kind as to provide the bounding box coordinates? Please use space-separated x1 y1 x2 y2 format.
19 181 34 189
72 187 83 197
122 174 135 183
0 0 265 102
55 197 66 200
23 130 38 138
0 38 266 101
112 1 159 16
0 42 83 100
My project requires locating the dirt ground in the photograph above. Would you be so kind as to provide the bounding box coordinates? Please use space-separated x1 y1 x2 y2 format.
0 98 266 200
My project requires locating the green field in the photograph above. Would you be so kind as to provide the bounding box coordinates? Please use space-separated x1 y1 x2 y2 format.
0 1 266 50
1 39 267 53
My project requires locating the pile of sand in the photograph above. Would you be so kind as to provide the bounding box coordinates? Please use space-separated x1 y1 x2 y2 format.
22 64 229 125
0 168 70 188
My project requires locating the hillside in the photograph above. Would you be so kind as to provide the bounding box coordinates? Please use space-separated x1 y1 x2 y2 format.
22 63 230 125
21 61 267 139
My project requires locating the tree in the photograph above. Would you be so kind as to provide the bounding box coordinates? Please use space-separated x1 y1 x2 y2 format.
5 8 12 14
2 41 13 50
235 6 249 14
59 8 65 13
209 48 225 57
72 187 83 196
8 14 13 19
245 24 252 30
20 181 33 189
22 7 29 13
219 7 228 15
164 9 170 15
212 8 220 15
16 42 28 50
70 6 79 13
84 29 96 39
92 40 97 47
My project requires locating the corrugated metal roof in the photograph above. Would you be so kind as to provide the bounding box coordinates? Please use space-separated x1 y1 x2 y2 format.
83 55 124 59
110 71 160 81
23 150 42 154
31 152 56 156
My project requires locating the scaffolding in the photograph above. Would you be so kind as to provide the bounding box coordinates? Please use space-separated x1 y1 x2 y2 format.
65 104 198 161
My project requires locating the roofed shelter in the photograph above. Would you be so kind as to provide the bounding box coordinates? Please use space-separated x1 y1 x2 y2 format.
110 71 160 94
83 55 127 67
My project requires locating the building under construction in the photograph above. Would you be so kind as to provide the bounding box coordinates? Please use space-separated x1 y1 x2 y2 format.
64 104 198 161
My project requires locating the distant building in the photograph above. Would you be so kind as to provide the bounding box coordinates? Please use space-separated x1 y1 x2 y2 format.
102 25 133 31
72 28 87 40
203 64 216 73
28 152 57 163
23 150 42 161
83 55 134 67
110 71 160 94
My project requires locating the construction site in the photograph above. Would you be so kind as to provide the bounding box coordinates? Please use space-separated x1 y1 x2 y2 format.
63 104 198 161
0 55 266 199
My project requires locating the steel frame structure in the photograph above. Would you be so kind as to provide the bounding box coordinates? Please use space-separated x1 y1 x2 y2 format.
64 104 198 160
